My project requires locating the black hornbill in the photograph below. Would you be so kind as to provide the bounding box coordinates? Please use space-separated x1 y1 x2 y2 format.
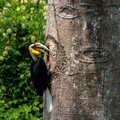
29 43 53 112
29 43 51 96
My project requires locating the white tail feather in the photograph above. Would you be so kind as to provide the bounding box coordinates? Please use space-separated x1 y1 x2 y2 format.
45 88 53 112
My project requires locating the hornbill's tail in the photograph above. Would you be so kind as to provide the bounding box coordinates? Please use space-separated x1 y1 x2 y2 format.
45 88 53 112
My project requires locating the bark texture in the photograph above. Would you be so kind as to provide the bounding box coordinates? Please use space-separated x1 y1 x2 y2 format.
44 0 120 120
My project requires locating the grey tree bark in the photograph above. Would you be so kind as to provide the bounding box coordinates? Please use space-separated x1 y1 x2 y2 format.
44 0 120 120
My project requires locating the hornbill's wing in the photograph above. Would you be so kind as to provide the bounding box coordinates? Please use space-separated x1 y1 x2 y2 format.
30 57 49 96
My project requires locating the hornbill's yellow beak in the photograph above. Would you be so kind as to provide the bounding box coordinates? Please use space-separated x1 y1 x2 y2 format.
34 43 50 55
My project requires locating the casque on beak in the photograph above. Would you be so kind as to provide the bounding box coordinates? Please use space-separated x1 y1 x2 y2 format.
34 43 50 55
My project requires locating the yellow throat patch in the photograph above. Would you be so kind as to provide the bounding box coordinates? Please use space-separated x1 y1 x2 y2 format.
30 47 40 56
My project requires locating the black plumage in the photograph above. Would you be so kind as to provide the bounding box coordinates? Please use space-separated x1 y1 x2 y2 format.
30 57 51 96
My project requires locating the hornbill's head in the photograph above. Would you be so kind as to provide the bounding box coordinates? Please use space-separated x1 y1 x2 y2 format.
29 43 49 61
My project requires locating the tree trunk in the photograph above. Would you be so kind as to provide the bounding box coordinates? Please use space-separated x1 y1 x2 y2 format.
44 0 120 120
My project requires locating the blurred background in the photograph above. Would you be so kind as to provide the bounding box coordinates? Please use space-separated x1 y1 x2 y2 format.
0 0 47 119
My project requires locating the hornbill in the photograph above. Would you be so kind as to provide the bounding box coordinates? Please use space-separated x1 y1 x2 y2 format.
29 43 52 112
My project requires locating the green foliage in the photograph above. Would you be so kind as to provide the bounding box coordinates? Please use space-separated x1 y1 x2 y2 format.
0 0 47 119
0 0 11 11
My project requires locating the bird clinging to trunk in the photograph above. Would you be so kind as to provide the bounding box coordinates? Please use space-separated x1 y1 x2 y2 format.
29 43 51 96
29 42 53 112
